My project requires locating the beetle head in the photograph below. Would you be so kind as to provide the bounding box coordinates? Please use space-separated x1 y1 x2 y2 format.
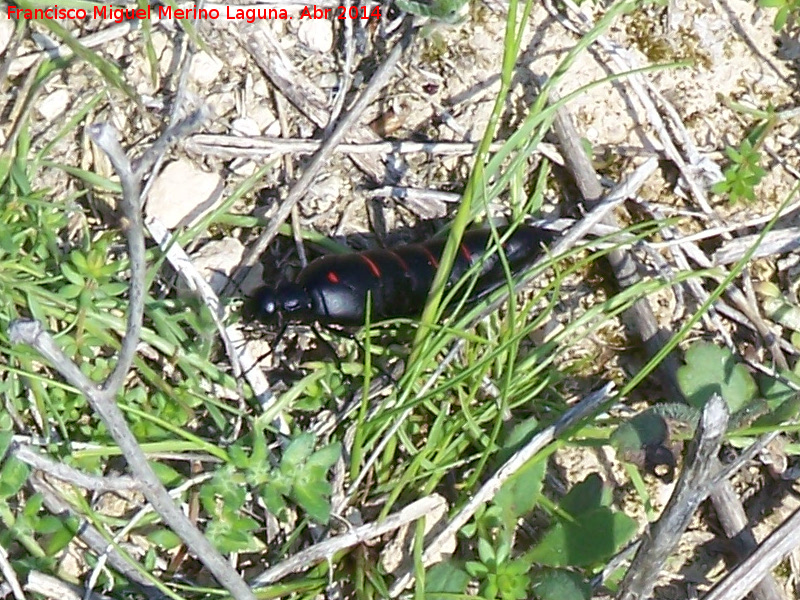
251 284 312 322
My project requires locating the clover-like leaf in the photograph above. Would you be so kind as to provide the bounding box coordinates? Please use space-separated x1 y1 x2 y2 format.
677 342 757 413
531 569 591 600
425 562 471 594
527 507 637 567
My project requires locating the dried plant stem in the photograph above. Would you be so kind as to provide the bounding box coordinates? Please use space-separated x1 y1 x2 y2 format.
618 396 729 600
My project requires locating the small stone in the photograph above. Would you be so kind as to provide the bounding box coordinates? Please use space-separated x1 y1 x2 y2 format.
37 89 70 121
146 159 223 228
250 105 278 134
231 117 261 137
317 72 339 89
230 159 257 178
0 13 13 57
206 91 237 118
253 78 271 97
297 19 333 53
190 51 223 86
189 237 245 295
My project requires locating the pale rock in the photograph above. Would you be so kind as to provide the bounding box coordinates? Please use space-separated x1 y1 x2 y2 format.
250 105 279 134
37 89 70 121
317 72 339 89
189 237 245 295
228 45 248 69
190 51 223 86
230 159 258 178
263 119 281 137
206 91 237 118
253 78 271 97
151 30 169 57
231 117 261 137
297 19 333 53
146 159 223 228
0 13 13 57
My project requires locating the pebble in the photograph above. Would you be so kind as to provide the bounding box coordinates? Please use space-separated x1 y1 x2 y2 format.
297 19 333 53
146 159 223 228
37 89 70 121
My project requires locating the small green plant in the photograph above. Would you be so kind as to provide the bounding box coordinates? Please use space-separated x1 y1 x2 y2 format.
465 537 532 600
526 474 637 568
199 424 341 553
711 139 766 203
395 0 470 23
427 469 635 599
758 0 800 31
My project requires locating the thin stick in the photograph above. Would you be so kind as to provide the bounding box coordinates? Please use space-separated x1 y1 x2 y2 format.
12 443 141 492
0 543 26 600
618 396 729 600
187 134 516 157
702 496 800 600
29 475 162 596
249 495 446 587
25 571 115 600
8 121 257 600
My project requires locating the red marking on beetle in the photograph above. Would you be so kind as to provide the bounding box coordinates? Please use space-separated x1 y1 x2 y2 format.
361 254 382 278
327 271 340 284
460 243 473 262
389 251 410 274
421 246 439 267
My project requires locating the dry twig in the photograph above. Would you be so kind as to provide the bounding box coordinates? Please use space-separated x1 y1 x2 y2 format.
617 395 729 600
250 494 446 586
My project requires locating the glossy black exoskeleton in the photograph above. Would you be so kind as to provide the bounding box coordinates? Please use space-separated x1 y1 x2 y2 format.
251 225 555 326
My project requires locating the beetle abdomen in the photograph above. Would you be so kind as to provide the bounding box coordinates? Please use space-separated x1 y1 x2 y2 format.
255 225 555 325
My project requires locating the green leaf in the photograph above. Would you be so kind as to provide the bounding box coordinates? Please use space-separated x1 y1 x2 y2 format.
42 515 79 556
58 284 84 299
281 433 316 471
774 5 790 29
611 409 670 453
531 568 591 600
478 537 495 565
306 442 341 471
60 262 84 286
395 0 469 23
527 507 637 567
498 416 539 463
205 516 265 554
148 461 183 487
753 369 800 427
147 529 182 550
0 432 12 461
677 342 757 412
465 560 489 577
558 474 610 517
228 442 251 469
426 562 471 594
293 480 332 523
261 485 288 518
494 457 545 524
0 456 30 500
